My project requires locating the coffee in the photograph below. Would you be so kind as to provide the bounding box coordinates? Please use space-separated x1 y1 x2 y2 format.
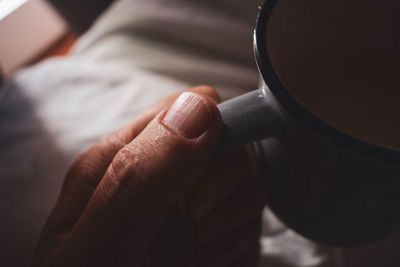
266 0 400 148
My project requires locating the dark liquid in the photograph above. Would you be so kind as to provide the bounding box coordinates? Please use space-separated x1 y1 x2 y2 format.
267 0 400 148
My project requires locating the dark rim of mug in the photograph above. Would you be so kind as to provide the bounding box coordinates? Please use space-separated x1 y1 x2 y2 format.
254 0 400 162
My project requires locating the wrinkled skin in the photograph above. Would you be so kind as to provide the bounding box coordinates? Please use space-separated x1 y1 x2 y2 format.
33 86 266 267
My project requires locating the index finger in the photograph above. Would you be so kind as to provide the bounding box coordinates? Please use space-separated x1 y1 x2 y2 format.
43 86 220 238
35 87 222 265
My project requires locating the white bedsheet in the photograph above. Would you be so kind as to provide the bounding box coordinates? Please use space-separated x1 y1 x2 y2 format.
0 0 399 266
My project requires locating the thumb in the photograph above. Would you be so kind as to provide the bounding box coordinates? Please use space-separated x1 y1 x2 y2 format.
50 92 221 266
97 91 221 211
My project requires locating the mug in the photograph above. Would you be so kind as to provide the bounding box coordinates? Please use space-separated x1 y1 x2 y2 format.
217 0 400 246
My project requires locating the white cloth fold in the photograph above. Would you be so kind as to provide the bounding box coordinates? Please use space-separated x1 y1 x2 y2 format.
1 0 399 266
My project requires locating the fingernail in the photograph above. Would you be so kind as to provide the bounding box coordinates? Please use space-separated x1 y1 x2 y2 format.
163 92 212 138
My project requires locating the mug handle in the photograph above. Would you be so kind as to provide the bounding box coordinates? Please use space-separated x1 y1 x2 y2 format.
217 88 283 150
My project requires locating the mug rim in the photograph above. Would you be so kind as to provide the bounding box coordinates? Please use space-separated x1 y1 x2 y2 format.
254 0 400 162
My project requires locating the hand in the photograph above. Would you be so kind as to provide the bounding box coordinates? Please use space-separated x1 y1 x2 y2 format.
33 86 265 267
181 143 265 267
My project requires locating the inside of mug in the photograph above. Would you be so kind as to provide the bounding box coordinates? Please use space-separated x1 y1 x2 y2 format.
266 0 400 148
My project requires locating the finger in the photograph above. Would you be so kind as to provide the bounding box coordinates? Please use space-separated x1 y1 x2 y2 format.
48 92 221 266
193 176 266 243
60 85 219 198
38 101 165 248
58 86 219 198
35 113 156 262
42 86 220 238
36 86 221 266
182 145 257 222
192 217 262 267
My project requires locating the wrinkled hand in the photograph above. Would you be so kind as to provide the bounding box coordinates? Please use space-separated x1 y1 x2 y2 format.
33 86 265 267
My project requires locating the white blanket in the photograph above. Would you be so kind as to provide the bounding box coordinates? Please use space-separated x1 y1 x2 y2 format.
1 0 399 266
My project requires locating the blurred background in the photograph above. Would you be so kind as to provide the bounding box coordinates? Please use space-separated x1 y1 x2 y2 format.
0 0 113 78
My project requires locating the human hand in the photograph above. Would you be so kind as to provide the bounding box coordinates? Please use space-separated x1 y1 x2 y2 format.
33 86 265 267
181 143 265 267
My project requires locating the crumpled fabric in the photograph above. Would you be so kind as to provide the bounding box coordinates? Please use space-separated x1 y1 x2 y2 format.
1 0 399 266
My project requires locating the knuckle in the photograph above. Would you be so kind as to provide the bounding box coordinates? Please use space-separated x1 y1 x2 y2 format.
67 153 98 180
110 146 143 186
64 157 100 192
105 130 130 148
102 145 152 203
111 143 153 178
111 146 137 175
